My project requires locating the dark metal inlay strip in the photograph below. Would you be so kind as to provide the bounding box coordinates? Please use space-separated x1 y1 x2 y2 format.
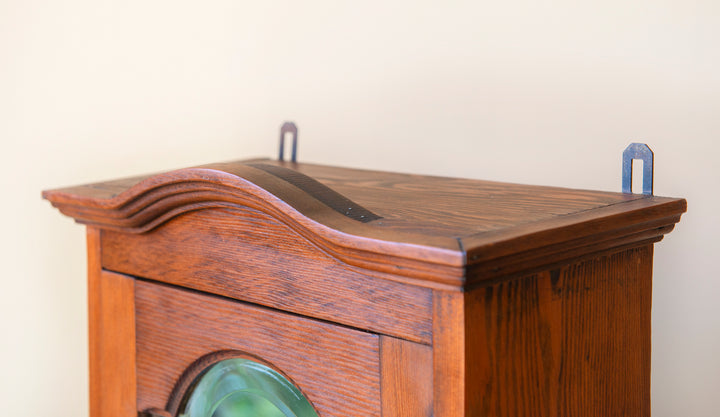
247 163 382 223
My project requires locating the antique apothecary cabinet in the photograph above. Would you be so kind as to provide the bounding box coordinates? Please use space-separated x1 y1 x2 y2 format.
44 132 685 417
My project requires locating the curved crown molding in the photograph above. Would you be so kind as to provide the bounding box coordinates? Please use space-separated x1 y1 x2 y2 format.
43 159 686 289
43 163 467 288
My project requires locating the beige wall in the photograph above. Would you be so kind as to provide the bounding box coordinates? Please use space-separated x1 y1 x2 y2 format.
2 1 718 415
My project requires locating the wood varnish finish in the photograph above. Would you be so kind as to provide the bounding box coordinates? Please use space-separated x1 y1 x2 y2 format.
101 207 434 344
43 159 685 288
133 279 381 417
464 246 653 417
87 228 137 417
43 158 686 416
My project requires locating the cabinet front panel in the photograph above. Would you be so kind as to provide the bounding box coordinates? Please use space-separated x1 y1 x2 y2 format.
134 279 381 417
103 208 433 344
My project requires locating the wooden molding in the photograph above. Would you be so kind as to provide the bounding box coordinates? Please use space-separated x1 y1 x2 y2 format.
44 159 686 289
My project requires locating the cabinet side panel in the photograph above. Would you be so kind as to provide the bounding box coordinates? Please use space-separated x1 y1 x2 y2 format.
380 336 433 417
88 228 137 417
466 245 653 417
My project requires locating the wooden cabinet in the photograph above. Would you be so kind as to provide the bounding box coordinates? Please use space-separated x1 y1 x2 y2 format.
44 156 685 416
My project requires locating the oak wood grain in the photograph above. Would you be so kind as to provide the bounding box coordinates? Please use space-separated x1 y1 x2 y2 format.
134 279 381 417
87 228 137 417
102 207 433 344
465 246 653 417
380 336 433 417
433 290 466 417
281 161 646 236
45 159 645 236
43 158 686 417
43 159 686 289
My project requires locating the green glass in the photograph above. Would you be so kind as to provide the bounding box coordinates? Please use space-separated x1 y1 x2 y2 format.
179 358 319 417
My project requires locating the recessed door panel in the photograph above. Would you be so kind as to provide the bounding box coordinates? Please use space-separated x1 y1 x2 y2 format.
134 279 381 417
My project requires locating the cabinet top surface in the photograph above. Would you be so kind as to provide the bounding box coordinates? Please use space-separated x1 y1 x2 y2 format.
43 158 686 285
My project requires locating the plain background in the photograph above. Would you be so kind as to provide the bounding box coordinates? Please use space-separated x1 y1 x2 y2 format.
2 1 718 415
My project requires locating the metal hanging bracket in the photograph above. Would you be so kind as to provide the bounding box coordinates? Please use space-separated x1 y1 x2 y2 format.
278 121 298 162
622 143 654 195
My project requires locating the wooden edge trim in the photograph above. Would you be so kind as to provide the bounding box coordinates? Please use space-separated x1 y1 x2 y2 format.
460 197 686 284
466 235 664 290
380 336 433 417
465 225 674 285
87 229 137 417
87 228 101 417
432 291 465 416
462 197 686 264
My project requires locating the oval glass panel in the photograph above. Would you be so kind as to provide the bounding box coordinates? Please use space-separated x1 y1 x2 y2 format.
179 358 319 417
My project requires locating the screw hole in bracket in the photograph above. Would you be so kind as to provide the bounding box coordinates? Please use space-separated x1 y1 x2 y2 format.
622 143 654 195
278 121 298 162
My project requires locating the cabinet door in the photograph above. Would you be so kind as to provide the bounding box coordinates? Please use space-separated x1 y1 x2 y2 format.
134 279 381 417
